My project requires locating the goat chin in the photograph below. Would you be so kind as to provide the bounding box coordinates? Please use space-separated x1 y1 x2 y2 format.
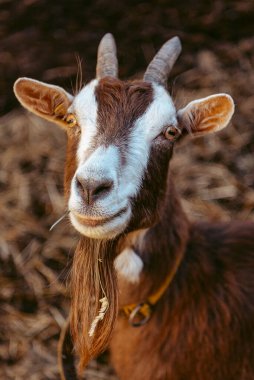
69 207 131 239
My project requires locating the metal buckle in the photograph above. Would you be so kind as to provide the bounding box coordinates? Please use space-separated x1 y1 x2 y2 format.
128 302 152 327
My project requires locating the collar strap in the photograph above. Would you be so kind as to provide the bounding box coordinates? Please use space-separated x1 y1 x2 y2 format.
121 252 183 327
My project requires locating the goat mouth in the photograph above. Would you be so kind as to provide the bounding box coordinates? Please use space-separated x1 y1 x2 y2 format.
72 207 128 227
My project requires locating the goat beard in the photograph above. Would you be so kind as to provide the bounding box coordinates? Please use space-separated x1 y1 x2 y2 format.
70 236 118 373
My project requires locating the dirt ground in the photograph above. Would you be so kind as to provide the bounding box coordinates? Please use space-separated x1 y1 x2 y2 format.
1 0 254 379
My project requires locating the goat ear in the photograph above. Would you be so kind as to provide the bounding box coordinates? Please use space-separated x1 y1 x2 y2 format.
177 94 234 136
13 78 73 128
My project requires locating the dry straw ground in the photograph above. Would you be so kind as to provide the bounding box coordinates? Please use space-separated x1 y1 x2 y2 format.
1 1 254 379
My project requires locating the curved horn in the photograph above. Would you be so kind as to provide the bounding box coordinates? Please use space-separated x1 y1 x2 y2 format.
144 36 182 86
96 33 118 79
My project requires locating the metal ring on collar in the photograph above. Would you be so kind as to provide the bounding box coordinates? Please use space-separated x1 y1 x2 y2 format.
128 302 152 327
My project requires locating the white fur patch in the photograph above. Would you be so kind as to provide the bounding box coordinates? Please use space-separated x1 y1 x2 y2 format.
69 144 125 215
114 248 144 283
75 144 120 187
118 83 177 201
140 83 177 140
70 79 99 163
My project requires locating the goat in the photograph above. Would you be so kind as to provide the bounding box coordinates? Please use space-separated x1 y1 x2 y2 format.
14 34 254 380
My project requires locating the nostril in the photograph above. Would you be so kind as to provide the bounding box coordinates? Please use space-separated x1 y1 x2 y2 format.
92 180 113 198
75 176 84 192
75 175 113 204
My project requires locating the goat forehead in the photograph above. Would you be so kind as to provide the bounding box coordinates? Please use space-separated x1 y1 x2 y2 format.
73 79 176 162
95 78 154 141
94 78 176 140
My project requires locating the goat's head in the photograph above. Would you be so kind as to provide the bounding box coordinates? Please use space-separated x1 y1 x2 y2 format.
14 34 234 240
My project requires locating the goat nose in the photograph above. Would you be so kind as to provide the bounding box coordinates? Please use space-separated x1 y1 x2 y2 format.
75 175 113 204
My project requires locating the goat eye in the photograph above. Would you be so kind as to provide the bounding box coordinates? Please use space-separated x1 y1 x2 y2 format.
65 113 77 128
164 125 180 141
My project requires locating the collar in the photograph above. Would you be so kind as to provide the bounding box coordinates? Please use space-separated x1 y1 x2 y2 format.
120 252 183 327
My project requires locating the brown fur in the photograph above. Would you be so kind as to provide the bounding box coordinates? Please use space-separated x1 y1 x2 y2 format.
70 237 118 372
94 77 154 160
110 215 254 380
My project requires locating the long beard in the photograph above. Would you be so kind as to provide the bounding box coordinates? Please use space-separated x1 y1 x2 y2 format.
70 236 118 372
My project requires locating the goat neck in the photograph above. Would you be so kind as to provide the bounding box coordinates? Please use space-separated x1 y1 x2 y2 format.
116 176 190 307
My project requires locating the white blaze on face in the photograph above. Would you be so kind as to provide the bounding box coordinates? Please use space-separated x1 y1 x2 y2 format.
68 81 177 239
71 79 99 163
119 83 177 199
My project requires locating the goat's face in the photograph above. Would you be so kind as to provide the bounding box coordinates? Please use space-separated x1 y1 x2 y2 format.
66 77 179 238
14 34 234 240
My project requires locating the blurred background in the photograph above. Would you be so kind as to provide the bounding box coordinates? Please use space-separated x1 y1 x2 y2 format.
0 0 254 379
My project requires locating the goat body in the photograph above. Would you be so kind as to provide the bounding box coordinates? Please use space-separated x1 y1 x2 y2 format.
14 34 254 380
111 220 254 379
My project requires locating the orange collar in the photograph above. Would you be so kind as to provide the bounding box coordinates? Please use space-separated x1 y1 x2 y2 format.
121 252 183 327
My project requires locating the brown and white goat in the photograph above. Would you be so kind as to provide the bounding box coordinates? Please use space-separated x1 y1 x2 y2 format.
14 34 254 380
